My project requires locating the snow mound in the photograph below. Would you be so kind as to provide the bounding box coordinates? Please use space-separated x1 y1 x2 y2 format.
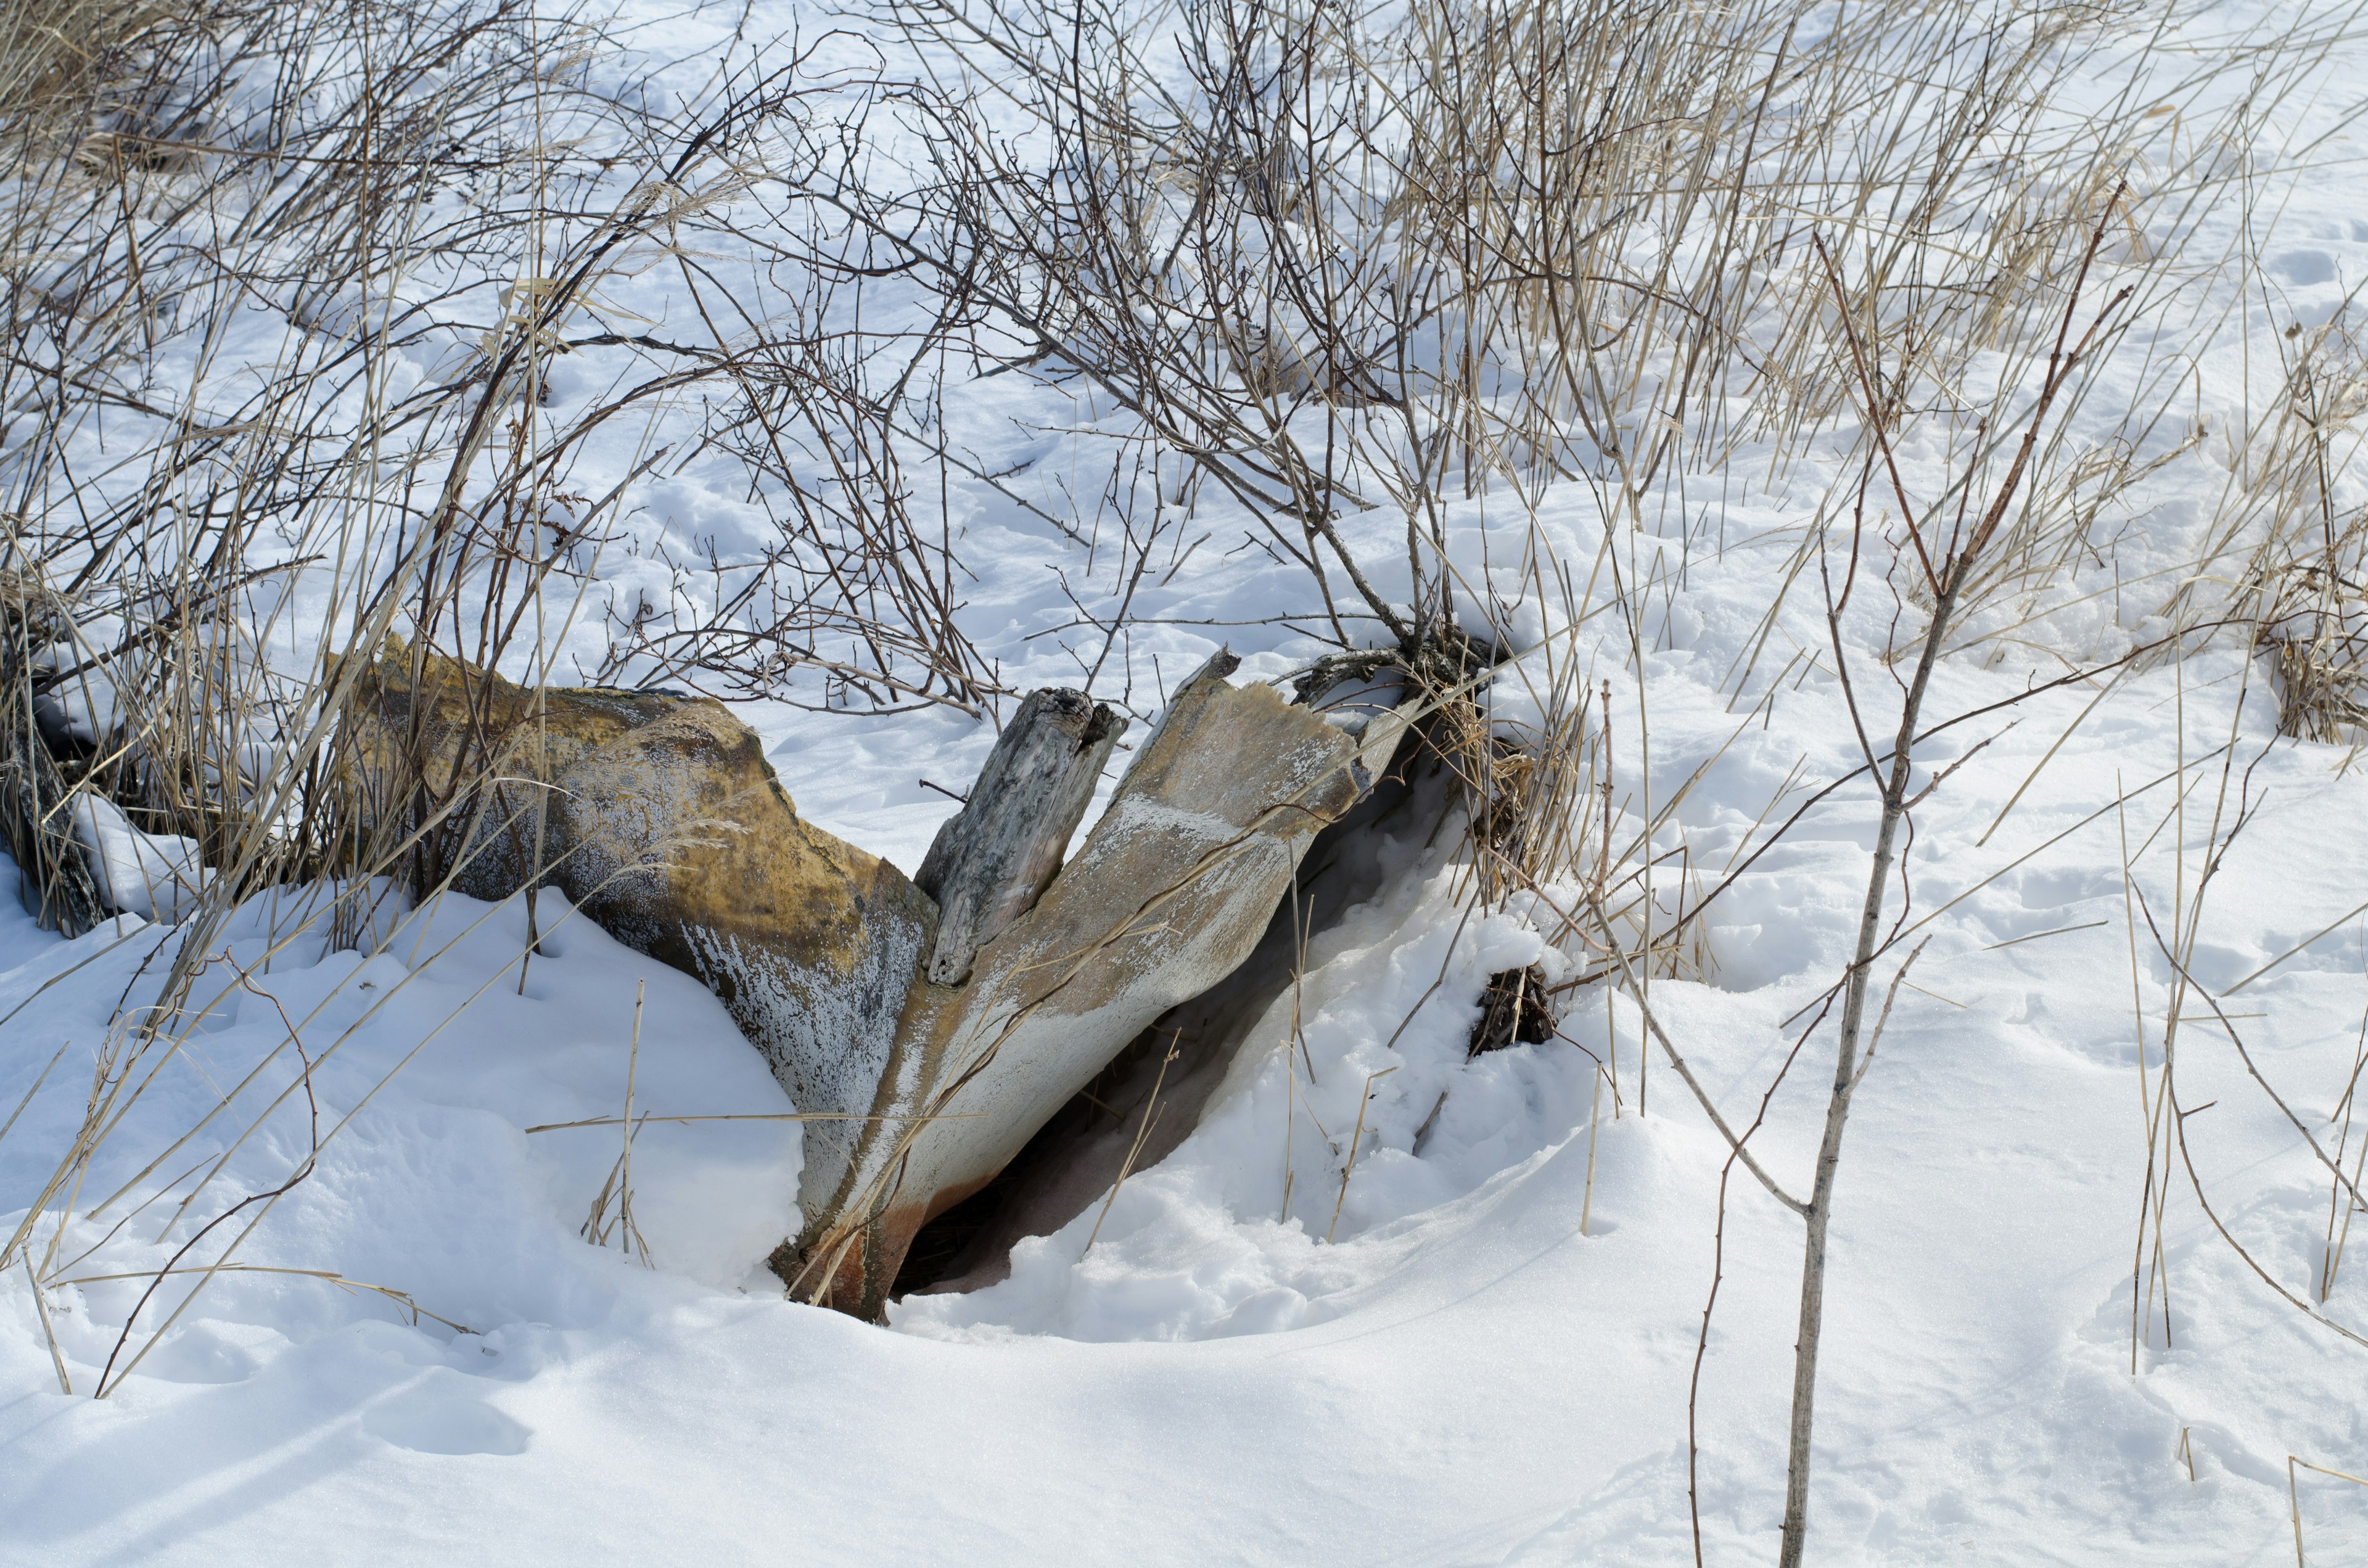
898 849 1610 1342
0 877 802 1413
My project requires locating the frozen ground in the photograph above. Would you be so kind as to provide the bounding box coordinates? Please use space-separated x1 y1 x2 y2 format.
9 1 2368 1563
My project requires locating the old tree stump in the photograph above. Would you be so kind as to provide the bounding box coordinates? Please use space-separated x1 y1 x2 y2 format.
350 649 1416 1318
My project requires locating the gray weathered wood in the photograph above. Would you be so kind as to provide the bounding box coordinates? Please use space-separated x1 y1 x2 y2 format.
915 687 1125 986
783 654 1421 1315
0 610 107 936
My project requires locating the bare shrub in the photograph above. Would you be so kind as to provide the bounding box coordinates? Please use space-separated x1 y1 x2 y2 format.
0 0 998 1383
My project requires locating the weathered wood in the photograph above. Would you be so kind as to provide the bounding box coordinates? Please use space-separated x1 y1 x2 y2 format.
344 651 937 1146
779 652 1421 1315
345 647 1431 1323
897 707 1460 1295
0 608 107 935
915 688 1125 987
0 718 108 935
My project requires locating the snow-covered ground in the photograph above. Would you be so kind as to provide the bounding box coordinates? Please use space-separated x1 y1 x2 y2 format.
10 1 2368 1562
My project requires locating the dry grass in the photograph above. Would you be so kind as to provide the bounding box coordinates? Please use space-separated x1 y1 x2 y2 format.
0 0 1003 1381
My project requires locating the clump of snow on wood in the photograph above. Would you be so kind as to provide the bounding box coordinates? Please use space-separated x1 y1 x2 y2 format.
30 616 126 745
70 797 212 925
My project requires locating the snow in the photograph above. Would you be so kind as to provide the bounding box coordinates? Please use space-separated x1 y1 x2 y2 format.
10 0 2368 1562
71 796 212 926
894 848 1587 1341
31 615 127 747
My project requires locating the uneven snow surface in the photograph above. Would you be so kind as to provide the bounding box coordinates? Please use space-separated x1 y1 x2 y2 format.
10 1 2368 1562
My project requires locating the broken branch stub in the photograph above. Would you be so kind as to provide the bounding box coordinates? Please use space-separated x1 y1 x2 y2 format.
783 651 1420 1316
915 688 1126 987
